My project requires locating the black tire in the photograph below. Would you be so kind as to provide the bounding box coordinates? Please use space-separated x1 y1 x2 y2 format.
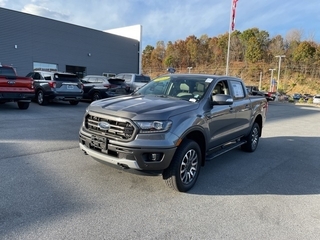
37 90 48 105
17 102 30 110
92 92 101 101
69 100 79 105
241 122 260 152
163 139 201 192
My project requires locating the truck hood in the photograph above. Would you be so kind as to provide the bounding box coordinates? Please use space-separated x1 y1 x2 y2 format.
88 95 199 120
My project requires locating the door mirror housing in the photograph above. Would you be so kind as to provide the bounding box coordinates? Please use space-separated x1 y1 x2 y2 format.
211 94 233 105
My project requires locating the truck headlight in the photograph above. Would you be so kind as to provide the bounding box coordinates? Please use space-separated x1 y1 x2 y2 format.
134 120 172 133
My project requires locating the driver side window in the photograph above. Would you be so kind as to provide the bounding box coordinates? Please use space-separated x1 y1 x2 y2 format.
212 80 229 95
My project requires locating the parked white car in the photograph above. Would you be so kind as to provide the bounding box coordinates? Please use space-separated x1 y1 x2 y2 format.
102 72 116 78
313 95 320 104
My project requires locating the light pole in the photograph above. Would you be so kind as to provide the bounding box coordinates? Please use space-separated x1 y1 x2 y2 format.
269 68 276 92
259 72 262 91
187 67 192 74
275 55 285 91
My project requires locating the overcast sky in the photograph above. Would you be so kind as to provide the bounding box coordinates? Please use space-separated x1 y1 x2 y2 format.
1 0 319 49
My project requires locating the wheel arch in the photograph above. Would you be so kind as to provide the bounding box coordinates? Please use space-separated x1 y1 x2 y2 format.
91 90 102 100
35 87 42 95
254 114 263 137
182 130 206 166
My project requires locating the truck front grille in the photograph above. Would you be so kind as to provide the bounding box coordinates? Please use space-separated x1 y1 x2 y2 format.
85 113 136 141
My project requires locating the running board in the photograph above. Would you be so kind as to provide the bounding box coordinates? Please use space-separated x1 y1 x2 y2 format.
206 140 247 161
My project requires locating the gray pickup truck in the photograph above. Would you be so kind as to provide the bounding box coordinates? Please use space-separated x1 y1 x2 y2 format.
79 74 267 192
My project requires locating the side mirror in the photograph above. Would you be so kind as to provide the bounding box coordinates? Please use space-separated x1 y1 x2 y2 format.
211 94 233 105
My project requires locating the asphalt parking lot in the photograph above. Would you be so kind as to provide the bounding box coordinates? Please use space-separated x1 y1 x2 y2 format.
0 101 320 239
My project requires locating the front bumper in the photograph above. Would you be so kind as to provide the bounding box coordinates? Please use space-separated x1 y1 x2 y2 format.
79 128 177 171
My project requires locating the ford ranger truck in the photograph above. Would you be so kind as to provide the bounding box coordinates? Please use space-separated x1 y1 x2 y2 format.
79 74 267 192
0 64 34 109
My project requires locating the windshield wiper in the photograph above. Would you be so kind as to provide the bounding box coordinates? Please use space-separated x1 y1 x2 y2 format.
155 95 168 98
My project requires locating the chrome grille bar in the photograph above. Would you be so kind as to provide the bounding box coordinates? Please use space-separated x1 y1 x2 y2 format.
85 113 136 141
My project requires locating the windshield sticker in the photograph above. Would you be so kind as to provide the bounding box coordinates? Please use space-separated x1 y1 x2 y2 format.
154 76 170 82
205 78 213 83
189 98 197 102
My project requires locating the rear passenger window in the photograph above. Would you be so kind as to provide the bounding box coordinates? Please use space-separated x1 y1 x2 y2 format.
231 80 245 98
54 73 79 82
96 77 105 83
108 79 125 85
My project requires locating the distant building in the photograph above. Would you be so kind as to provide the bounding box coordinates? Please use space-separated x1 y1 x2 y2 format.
0 7 140 78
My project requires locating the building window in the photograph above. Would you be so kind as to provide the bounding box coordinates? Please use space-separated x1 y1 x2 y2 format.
66 65 86 79
33 62 58 71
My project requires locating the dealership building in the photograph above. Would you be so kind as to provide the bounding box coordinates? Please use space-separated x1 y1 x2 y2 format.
0 7 141 78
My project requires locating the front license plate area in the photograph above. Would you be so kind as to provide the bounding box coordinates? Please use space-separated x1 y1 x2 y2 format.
90 135 107 150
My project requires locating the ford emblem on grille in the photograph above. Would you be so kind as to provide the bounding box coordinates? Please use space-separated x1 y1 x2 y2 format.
98 121 110 130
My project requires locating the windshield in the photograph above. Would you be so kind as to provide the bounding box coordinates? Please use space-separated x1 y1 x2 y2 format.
54 73 79 82
134 75 211 102
108 78 125 85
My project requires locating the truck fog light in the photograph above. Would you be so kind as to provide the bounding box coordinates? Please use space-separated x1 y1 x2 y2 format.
148 153 163 161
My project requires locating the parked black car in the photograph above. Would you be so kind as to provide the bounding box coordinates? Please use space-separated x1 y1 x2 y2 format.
292 93 302 100
302 93 312 101
246 86 273 101
26 71 83 105
81 75 129 101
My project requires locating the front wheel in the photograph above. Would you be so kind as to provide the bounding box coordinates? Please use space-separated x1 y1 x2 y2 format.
241 122 260 152
163 139 201 192
92 92 101 101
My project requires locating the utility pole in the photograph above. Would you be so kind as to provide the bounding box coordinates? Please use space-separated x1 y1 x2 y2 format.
269 68 276 92
259 72 262 91
275 55 285 91
226 0 237 75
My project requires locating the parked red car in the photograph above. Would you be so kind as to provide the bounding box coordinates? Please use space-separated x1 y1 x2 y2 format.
267 92 276 101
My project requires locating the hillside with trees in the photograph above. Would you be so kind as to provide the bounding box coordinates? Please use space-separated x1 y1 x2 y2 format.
141 28 320 95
